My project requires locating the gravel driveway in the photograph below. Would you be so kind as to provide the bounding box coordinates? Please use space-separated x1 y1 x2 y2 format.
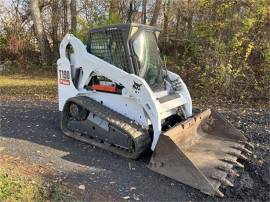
0 100 269 201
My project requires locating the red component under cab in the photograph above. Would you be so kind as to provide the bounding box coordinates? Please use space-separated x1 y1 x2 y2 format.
91 84 118 93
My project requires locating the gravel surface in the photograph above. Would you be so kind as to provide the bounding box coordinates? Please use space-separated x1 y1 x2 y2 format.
0 100 269 201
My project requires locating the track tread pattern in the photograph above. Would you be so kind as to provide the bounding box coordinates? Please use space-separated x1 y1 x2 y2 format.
61 96 151 159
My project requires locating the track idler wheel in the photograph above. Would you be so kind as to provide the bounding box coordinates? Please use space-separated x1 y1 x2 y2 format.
69 103 88 120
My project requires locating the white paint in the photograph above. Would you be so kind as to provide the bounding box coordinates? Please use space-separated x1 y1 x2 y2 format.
57 34 193 150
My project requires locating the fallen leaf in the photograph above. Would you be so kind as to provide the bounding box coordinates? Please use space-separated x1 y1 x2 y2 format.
133 195 140 201
123 196 130 200
130 187 136 191
78 185 85 190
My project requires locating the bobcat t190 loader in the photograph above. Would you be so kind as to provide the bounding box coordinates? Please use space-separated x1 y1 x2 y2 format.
57 23 253 197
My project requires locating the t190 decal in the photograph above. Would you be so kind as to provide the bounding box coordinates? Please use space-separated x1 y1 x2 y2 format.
59 70 70 85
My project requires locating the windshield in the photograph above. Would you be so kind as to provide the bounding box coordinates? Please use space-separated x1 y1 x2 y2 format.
132 30 163 88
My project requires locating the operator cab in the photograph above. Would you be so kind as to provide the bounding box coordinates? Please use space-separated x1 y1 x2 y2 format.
86 23 164 90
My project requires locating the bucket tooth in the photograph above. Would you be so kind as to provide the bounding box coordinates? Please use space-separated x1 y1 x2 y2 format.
243 148 252 155
227 152 248 160
148 109 248 197
233 145 252 155
222 178 234 187
217 166 239 177
229 169 239 177
223 157 244 168
215 189 224 198
210 175 234 187
235 161 244 168
240 141 255 150
239 153 248 160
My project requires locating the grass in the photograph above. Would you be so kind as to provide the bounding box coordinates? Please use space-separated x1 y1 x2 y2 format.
0 153 73 202
0 74 57 101
1 68 268 109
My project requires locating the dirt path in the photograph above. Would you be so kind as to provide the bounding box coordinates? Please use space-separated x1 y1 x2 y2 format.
0 100 269 201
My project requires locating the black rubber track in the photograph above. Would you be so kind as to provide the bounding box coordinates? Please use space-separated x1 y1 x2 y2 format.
61 96 151 159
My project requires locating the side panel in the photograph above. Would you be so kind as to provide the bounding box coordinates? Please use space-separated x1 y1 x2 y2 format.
84 92 149 127
57 57 78 111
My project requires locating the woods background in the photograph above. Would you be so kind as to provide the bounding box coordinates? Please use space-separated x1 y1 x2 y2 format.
0 0 269 104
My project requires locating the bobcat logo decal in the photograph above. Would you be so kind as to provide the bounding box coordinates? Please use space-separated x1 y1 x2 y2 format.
133 81 142 92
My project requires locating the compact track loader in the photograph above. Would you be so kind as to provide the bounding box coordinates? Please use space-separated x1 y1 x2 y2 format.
57 23 253 197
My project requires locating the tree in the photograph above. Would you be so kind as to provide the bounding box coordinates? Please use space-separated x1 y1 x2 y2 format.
163 0 171 46
109 0 121 24
109 0 118 16
127 0 134 23
150 0 161 25
70 0 77 34
51 0 60 60
141 0 147 24
1 0 268 103
31 0 49 64
63 0 68 35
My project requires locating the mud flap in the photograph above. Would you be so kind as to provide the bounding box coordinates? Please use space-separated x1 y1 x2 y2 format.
148 109 253 197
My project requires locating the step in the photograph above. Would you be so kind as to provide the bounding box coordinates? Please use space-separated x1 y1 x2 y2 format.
159 95 187 113
154 90 169 99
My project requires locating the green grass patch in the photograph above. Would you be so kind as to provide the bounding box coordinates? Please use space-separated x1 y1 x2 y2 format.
0 74 57 101
0 164 73 201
